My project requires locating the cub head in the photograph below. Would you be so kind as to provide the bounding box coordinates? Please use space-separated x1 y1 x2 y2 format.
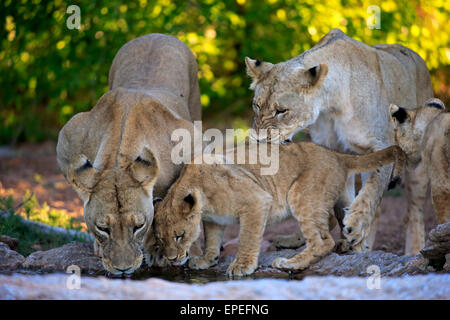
245 57 328 143
389 98 445 163
67 147 159 275
153 184 203 267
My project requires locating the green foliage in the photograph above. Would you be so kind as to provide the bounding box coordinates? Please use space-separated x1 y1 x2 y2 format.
0 0 449 143
0 193 86 256
21 190 82 230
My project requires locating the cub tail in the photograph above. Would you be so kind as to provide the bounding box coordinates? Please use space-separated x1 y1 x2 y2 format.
340 146 406 189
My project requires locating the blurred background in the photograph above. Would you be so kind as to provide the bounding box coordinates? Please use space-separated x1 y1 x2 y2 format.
0 0 448 254
1 0 449 144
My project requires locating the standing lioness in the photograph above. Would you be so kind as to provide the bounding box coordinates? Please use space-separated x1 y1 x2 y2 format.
246 28 433 254
57 34 201 275
154 142 404 276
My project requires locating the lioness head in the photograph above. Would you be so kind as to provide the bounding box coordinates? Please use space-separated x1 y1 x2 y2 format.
245 57 328 143
153 183 202 266
67 147 159 275
389 98 445 163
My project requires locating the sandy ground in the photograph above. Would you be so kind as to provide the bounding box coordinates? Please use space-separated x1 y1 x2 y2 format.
0 141 437 256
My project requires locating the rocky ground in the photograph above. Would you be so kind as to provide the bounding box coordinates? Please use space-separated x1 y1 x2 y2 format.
0 142 449 299
0 222 449 299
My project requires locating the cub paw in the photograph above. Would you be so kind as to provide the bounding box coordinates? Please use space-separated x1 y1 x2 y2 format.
226 259 257 277
188 255 218 270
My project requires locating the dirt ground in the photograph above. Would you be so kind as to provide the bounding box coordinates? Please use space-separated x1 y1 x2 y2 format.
0 141 437 256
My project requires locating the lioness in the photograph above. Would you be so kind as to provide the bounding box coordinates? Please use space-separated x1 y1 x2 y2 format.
245 28 433 254
154 142 404 276
390 98 449 234
57 34 201 274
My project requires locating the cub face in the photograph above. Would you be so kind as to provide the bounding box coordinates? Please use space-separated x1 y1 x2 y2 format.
389 98 445 163
67 148 159 275
154 187 202 266
244 57 328 143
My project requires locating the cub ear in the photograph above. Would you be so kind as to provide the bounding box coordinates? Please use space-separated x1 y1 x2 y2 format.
182 189 202 217
245 57 274 83
129 147 159 191
389 104 408 125
67 154 101 201
425 98 445 110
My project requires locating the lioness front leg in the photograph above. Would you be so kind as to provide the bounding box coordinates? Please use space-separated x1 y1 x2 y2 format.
189 221 225 270
227 206 269 277
343 162 392 252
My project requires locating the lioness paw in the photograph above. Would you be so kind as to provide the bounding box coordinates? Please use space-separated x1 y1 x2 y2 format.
188 255 218 270
342 205 370 252
226 259 257 277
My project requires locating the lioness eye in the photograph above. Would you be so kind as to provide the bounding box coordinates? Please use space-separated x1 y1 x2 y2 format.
133 223 145 234
96 225 110 236
175 232 185 242
275 108 287 116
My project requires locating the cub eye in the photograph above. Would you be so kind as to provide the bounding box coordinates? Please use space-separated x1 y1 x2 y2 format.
253 102 260 110
175 232 185 242
275 108 287 116
96 225 110 236
133 223 145 234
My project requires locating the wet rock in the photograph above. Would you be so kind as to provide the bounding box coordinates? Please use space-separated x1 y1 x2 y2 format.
0 235 19 251
0 242 24 270
0 273 448 299
421 222 450 261
444 253 450 272
208 250 430 278
22 242 102 274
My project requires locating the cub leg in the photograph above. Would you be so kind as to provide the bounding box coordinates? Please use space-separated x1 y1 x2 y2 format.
227 204 270 277
189 221 225 270
273 181 336 271
404 163 428 255
430 186 450 225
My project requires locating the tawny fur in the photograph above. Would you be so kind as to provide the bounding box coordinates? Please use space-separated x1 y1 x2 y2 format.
390 98 450 252
154 142 404 277
245 28 433 254
56 34 201 274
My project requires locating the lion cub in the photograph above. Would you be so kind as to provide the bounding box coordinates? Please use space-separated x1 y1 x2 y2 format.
154 142 404 276
390 98 449 225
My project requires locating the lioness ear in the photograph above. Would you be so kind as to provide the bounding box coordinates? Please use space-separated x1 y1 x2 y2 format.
182 189 202 217
68 154 101 201
390 104 408 125
245 57 274 83
129 147 159 191
297 63 328 89
425 98 445 110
